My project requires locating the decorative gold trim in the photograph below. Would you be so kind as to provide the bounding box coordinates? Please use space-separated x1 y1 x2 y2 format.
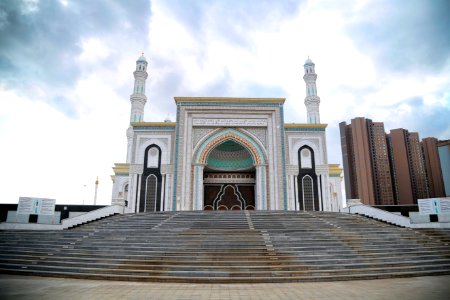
328 164 343 176
174 97 285 104
112 163 130 175
131 122 176 127
284 123 328 129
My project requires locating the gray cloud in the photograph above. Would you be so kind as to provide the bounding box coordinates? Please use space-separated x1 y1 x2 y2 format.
143 0 303 120
0 0 150 117
387 96 450 139
346 0 450 73
155 0 302 48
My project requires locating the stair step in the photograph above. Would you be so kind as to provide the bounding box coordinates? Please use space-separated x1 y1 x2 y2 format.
1 210 449 283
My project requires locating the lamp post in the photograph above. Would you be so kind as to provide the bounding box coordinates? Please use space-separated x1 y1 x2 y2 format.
94 176 99 205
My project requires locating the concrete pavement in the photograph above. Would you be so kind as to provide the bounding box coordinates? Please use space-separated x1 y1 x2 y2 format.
1 274 449 299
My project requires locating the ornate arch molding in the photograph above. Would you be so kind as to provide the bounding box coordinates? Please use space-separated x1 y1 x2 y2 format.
291 140 321 165
192 128 268 210
193 128 267 165
297 145 319 211
137 138 169 165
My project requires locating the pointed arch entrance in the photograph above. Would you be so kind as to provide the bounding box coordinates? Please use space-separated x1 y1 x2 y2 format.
193 129 267 210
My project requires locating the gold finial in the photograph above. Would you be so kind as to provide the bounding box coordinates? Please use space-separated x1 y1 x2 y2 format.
95 176 99 185
141 51 144 56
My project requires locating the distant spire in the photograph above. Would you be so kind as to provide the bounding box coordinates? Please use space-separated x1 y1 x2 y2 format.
94 176 99 205
303 57 320 124
130 53 148 123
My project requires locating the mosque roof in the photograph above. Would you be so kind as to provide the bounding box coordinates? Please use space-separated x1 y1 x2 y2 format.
304 57 314 65
137 55 147 62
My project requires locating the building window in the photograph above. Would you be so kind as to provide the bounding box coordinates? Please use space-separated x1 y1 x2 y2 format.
302 175 314 211
300 148 312 169
145 174 158 212
147 147 159 168
123 184 129 199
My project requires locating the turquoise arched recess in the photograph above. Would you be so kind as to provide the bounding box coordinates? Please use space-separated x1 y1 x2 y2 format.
193 128 268 211
206 140 254 171
194 128 266 165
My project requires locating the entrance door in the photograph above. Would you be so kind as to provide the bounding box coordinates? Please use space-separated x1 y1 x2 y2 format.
204 183 255 210
203 140 256 210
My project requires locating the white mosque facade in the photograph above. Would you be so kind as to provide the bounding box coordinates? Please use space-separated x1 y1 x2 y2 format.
111 55 343 213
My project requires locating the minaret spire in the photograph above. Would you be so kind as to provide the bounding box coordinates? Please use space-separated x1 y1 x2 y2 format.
130 53 148 123
126 53 148 163
303 57 321 124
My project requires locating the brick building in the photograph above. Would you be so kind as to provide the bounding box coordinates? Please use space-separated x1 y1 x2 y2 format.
339 119 446 205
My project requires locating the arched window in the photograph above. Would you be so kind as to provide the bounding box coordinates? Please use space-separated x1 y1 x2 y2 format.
145 174 158 212
140 144 162 212
297 145 319 211
147 147 159 168
123 184 129 199
300 148 312 169
302 175 314 211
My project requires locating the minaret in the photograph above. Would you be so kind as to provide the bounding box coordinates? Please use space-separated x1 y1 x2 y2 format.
126 53 148 163
130 53 148 123
303 57 321 124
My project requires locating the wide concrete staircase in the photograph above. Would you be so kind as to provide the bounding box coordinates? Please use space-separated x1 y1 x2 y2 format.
0 211 449 282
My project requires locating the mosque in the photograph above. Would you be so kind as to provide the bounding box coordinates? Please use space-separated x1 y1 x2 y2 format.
111 55 343 212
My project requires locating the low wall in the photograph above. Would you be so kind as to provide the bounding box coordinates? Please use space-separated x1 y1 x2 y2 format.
0 205 124 230
0 204 107 223
343 204 450 228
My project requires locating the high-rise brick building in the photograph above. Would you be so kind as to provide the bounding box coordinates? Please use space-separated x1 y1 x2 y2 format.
339 118 395 205
421 137 445 198
388 129 429 204
340 118 439 206
437 140 450 196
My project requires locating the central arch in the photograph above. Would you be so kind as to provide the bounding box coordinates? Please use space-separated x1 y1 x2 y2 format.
193 129 267 210
203 140 255 210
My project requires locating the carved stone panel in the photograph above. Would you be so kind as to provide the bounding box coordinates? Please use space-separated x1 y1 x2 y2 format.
193 118 268 127
245 128 267 148
193 127 216 148
129 164 144 175
161 164 174 174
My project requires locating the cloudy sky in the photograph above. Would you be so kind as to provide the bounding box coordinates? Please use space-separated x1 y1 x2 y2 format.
0 0 449 205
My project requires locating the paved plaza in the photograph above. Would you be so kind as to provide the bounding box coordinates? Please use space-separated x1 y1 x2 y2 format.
0 274 449 299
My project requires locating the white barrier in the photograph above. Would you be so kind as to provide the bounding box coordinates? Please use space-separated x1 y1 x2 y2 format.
61 205 124 229
345 204 411 227
0 205 124 230
343 204 450 228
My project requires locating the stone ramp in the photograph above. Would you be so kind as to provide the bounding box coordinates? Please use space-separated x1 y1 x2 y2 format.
0 211 449 282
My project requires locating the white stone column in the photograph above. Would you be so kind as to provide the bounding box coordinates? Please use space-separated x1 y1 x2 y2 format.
193 164 206 210
255 164 267 210
165 174 171 211
129 174 138 213
289 175 295 210
317 174 322 211
322 173 330 211
160 174 165 211
293 175 298 211
126 127 133 163
129 164 143 213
